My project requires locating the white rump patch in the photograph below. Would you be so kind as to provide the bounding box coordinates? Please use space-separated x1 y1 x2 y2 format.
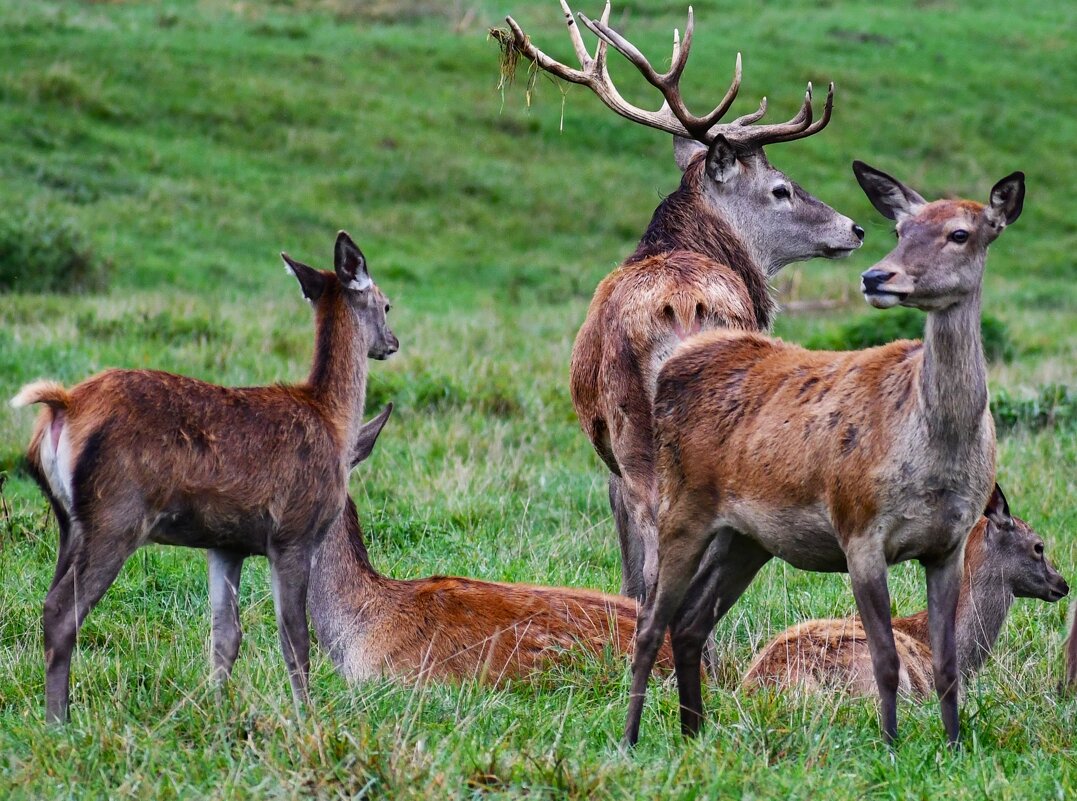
40 417 76 514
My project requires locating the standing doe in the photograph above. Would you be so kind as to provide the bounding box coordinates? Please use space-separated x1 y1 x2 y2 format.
624 163 1025 746
11 231 396 722
307 404 672 685
742 490 1068 697
501 2 863 600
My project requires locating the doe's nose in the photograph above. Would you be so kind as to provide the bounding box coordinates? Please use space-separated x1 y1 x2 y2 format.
861 269 895 293
852 223 865 242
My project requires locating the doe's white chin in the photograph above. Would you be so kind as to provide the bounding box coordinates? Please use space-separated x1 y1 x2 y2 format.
864 292 901 309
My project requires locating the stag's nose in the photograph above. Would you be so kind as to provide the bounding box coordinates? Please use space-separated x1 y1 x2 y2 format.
852 224 865 242
861 269 895 293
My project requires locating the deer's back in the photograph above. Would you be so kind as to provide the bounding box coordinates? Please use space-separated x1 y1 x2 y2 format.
569 252 761 460
742 617 934 698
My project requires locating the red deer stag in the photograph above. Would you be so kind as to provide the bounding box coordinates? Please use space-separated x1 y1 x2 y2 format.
501 2 864 600
743 491 1068 697
625 163 1026 747
306 404 672 684
11 231 396 723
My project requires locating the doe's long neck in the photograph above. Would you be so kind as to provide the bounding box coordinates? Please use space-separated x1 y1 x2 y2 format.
920 285 988 440
307 284 369 447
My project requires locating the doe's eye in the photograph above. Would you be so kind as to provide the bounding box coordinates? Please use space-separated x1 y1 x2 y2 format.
772 186 791 200
384 304 391 313
949 229 969 244
1034 542 1045 555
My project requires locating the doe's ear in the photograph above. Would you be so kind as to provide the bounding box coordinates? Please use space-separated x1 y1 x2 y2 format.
986 171 1025 229
334 230 372 291
852 160 926 222
281 252 327 303
349 403 393 469
984 482 1012 528
705 135 741 184
674 136 707 173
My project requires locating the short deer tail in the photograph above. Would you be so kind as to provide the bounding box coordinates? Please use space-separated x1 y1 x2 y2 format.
10 380 72 410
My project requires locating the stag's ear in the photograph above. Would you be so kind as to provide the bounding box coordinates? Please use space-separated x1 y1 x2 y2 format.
984 483 1012 528
350 403 393 469
674 136 707 173
705 135 741 184
852 160 926 222
334 231 372 292
281 253 327 303
985 171 1025 229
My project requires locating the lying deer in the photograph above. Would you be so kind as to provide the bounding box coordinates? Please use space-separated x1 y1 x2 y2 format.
742 489 1068 697
11 231 396 722
307 404 672 684
625 163 1026 746
501 2 864 601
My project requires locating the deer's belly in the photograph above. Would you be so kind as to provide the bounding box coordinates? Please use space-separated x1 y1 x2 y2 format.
724 501 848 571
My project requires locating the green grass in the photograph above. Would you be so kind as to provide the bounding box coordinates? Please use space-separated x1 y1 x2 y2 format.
0 0 1075 797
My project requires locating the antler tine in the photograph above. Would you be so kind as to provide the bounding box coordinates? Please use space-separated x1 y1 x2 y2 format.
727 96 768 127
667 7 694 82
580 12 662 85
505 15 590 84
719 81 817 148
763 81 834 143
558 0 592 67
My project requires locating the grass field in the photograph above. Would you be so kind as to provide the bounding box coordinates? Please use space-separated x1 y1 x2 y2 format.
0 0 1074 797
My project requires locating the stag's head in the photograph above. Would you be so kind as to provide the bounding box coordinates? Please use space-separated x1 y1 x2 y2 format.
854 162 1025 312
500 1 864 274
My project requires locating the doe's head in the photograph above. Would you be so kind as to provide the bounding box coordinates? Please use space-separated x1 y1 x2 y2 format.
281 231 399 360
853 161 1024 312
975 484 1069 603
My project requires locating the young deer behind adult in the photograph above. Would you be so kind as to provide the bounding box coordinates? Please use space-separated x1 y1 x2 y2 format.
11 231 396 722
307 405 672 685
501 2 863 601
742 489 1068 697
625 163 1026 747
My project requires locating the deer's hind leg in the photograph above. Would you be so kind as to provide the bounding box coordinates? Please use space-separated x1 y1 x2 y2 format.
669 532 771 736
44 517 140 723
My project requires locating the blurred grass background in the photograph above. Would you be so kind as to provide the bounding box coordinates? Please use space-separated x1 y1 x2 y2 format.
0 0 1073 797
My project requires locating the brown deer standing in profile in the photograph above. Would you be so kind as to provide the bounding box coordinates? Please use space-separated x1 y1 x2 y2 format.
501 2 864 601
742 492 1068 697
307 404 672 684
624 163 1026 747
11 232 396 723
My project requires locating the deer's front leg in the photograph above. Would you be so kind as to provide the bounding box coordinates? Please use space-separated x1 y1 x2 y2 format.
846 543 900 744
924 548 963 745
208 549 245 683
268 543 312 710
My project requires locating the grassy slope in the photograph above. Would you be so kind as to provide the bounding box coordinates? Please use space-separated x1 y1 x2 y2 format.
0 0 1074 797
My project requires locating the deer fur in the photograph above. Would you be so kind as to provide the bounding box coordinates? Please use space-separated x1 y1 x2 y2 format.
11 231 397 723
743 502 1068 697
624 163 1027 747
307 405 672 685
572 141 865 602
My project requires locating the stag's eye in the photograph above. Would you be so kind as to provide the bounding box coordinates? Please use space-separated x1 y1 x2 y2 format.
384 304 391 314
772 186 792 200
949 229 969 244
1034 542 1045 556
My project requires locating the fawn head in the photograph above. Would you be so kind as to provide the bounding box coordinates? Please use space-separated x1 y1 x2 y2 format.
853 162 1024 311
977 484 1069 603
281 231 398 360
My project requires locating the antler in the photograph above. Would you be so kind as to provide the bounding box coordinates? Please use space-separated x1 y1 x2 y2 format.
503 2 834 148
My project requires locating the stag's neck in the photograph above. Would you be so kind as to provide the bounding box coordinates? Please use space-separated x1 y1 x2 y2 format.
307 293 369 445
894 571 1014 678
919 288 988 439
628 168 774 329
